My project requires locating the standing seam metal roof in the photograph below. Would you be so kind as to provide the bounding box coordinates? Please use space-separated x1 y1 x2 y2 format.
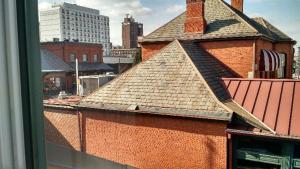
222 78 300 138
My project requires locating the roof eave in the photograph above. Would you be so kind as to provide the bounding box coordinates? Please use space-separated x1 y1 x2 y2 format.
76 103 233 122
140 35 264 44
226 128 300 141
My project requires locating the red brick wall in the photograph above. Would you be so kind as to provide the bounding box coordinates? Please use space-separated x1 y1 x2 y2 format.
141 42 170 62
141 39 294 79
141 40 253 77
200 40 254 78
82 110 228 169
44 108 81 151
41 43 103 63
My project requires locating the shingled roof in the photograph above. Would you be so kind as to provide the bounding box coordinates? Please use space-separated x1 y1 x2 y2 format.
41 49 74 73
141 0 293 43
79 40 234 121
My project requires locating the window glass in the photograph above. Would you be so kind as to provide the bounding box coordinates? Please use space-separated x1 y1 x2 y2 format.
277 53 286 78
70 53 76 62
93 54 98 62
83 54 88 62
55 78 61 88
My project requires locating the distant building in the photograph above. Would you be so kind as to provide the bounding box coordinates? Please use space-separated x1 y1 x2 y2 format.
41 41 113 95
41 41 104 64
39 2 111 56
79 74 117 96
122 14 143 49
103 56 134 74
110 48 140 58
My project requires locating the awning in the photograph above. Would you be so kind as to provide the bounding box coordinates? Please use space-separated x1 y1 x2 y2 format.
259 49 284 71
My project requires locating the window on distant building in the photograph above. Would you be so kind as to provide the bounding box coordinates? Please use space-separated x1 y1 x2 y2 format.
55 77 61 88
70 53 76 62
278 53 286 78
93 54 98 62
83 54 88 62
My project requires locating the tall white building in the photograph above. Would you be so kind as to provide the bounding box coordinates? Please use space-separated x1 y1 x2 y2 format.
39 3 111 56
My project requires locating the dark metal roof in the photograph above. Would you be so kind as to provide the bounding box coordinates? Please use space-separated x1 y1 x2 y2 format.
222 78 300 138
41 49 74 73
141 0 293 43
69 63 113 72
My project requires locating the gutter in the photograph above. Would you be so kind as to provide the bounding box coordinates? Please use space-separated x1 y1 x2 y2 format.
226 128 300 141
75 104 233 122
252 38 256 78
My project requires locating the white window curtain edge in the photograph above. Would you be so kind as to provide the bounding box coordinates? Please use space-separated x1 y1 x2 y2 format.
0 0 27 168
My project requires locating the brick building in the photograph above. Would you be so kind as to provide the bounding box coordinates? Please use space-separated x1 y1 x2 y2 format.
122 14 143 49
41 41 104 64
44 0 300 168
41 41 113 95
139 0 296 79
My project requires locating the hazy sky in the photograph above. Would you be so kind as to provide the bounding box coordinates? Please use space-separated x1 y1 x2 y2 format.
39 0 300 51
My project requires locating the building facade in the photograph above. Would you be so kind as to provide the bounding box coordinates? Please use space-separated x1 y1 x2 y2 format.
41 42 113 95
41 41 103 64
39 2 111 56
122 14 143 49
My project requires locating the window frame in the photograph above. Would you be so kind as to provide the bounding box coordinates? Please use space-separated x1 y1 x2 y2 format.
16 0 47 168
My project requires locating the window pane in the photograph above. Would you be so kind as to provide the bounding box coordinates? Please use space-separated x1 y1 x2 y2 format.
70 53 76 62
82 54 88 62
93 54 98 62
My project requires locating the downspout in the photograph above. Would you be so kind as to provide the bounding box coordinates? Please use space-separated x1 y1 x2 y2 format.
77 108 83 152
252 39 257 78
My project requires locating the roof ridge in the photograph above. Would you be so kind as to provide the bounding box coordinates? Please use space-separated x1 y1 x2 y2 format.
260 17 292 41
143 12 185 40
177 41 276 132
217 0 260 34
176 40 233 114
80 40 180 105
225 100 276 133
255 17 274 38
79 63 141 105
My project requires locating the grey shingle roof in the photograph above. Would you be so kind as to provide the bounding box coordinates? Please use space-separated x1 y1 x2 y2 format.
251 17 292 42
41 49 74 73
180 41 236 101
141 0 293 43
180 41 273 132
79 40 233 121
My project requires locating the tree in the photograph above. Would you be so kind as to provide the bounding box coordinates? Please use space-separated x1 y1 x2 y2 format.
295 53 300 78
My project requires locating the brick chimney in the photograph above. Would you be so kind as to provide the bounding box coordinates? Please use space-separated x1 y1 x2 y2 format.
231 0 244 12
184 0 206 34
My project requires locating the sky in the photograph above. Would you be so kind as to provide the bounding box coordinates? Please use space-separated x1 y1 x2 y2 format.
39 0 300 51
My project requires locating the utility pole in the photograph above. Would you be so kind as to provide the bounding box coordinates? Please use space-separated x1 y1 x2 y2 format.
76 58 79 95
